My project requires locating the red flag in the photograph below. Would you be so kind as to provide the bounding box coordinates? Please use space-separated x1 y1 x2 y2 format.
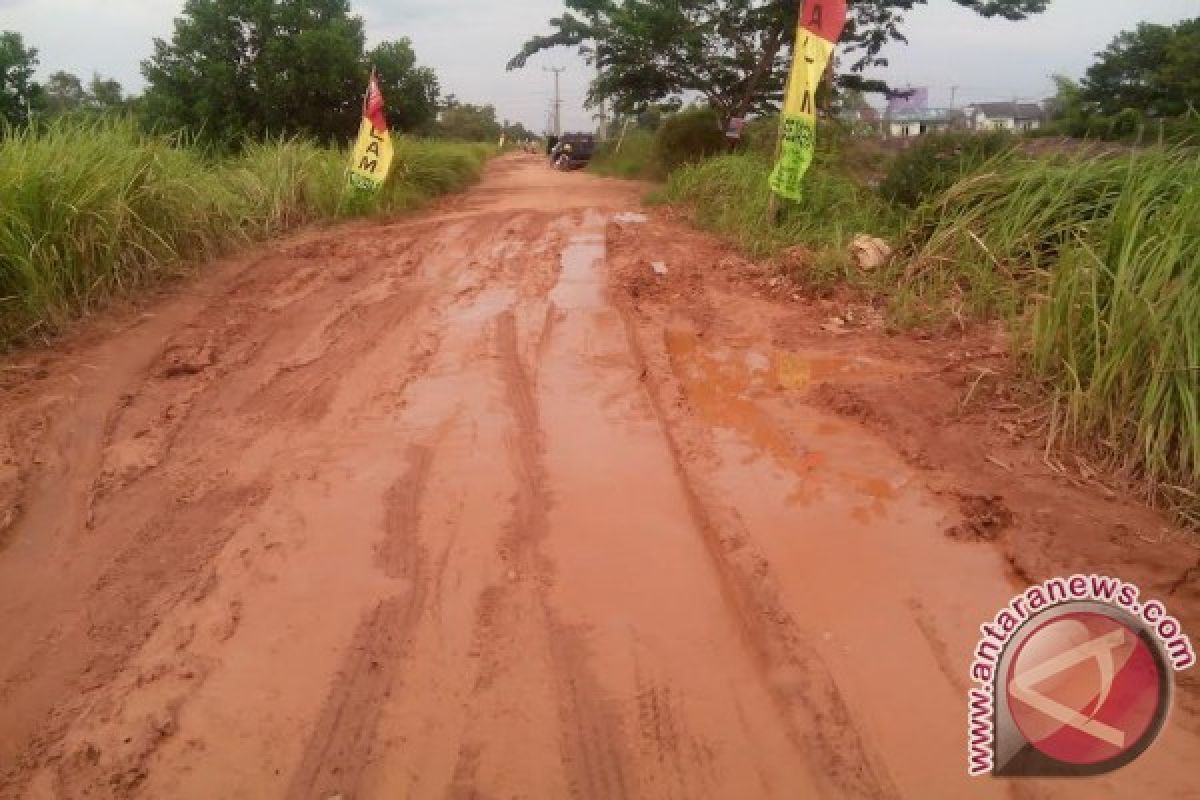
800 0 849 44
364 69 388 133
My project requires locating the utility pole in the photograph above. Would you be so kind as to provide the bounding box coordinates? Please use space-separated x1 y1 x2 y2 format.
595 62 607 139
950 85 959 109
543 66 565 137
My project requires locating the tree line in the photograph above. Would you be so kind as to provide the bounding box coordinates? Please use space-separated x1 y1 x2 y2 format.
1046 18 1200 139
1 0 536 145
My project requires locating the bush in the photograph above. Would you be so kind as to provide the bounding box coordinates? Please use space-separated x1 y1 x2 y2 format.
1160 110 1200 145
589 130 658 179
657 150 902 269
879 131 1016 208
1108 108 1144 139
654 108 728 173
0 117 491 348
741 115 780 158
890 147 1200 518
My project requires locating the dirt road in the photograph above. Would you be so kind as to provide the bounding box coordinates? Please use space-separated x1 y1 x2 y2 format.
1 155 1198 799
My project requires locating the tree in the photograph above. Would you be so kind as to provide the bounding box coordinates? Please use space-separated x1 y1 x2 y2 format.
839 87 870 112
88 74 125 111
0 31 44 126
1159 19 1200 114
1081 18 1200 118
435 102 503 141
1044 74 1090 136
368 38 440 132
502 119 538 141
45 70 87 114
508 0 1049 121
141 0 368 144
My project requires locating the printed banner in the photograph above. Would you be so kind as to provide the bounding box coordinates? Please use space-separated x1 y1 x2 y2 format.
348 69 394 192
768 0 848 201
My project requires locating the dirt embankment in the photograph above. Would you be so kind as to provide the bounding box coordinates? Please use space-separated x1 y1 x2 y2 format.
0 154 1196 799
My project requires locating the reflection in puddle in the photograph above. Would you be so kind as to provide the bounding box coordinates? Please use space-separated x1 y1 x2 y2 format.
666 327 905 512
549 213 608 310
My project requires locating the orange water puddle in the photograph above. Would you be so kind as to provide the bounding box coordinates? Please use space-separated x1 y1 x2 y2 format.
664 326 906 508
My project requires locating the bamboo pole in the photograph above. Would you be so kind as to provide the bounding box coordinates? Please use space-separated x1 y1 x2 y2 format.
615 118 632 153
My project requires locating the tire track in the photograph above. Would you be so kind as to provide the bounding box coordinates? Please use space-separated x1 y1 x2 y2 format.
613 299 898 799
493 310 634 800
286 445 435 800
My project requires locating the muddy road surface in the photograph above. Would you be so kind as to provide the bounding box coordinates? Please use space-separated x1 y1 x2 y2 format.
1 155 1198 799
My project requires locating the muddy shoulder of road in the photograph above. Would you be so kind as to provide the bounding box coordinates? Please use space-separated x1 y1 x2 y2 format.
604 209 1200 728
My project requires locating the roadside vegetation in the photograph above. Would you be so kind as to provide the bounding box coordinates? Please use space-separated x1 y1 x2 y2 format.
0 118 491 349
893 148 1199 519
589 130 657 180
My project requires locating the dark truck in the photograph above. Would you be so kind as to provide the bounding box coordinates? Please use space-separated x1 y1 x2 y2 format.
548 132 596 170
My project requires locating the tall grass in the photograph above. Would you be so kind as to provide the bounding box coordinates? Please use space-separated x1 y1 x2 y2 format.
657 150 903 286
894 147 1200 518
0 118 491 348
588 130 658 180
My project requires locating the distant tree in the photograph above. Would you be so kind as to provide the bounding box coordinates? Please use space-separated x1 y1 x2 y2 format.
0 31 44 126
141 0 368 144
1081 18 1200 117
1043 73 1088 132
45 70 87 114
839 88 870 112
435 102 503 141
368 38 440 132
1159 19 1200 113
508 0 1050 120
86 74 126 111
502 120 538 141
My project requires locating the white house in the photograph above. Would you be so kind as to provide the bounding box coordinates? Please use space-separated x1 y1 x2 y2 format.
884 108 959 138
965 102 1045 132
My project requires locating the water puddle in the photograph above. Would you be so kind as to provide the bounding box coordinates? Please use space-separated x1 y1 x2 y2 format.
548 212 608 310
665 327 911 510
612 211 648 224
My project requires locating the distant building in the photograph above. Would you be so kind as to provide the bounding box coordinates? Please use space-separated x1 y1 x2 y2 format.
837 107 881 124
885 108 959 138
964 102 1045 132
887 87 931 114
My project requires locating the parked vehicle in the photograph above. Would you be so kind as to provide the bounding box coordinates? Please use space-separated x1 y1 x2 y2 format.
550 132 596 170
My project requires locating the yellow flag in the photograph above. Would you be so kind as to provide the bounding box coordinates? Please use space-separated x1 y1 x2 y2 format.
348 69 394 192
768 1 848 201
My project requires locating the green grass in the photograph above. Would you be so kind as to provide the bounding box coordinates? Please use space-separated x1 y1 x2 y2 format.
655 150 903 289
588 130 658 180
891 146 1200 519
0 118 491 348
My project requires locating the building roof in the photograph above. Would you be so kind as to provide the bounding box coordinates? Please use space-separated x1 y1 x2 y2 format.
971 102 1044 120
886 108 958 123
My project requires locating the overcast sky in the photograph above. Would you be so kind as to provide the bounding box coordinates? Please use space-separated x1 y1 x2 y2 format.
2 0 1197 131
